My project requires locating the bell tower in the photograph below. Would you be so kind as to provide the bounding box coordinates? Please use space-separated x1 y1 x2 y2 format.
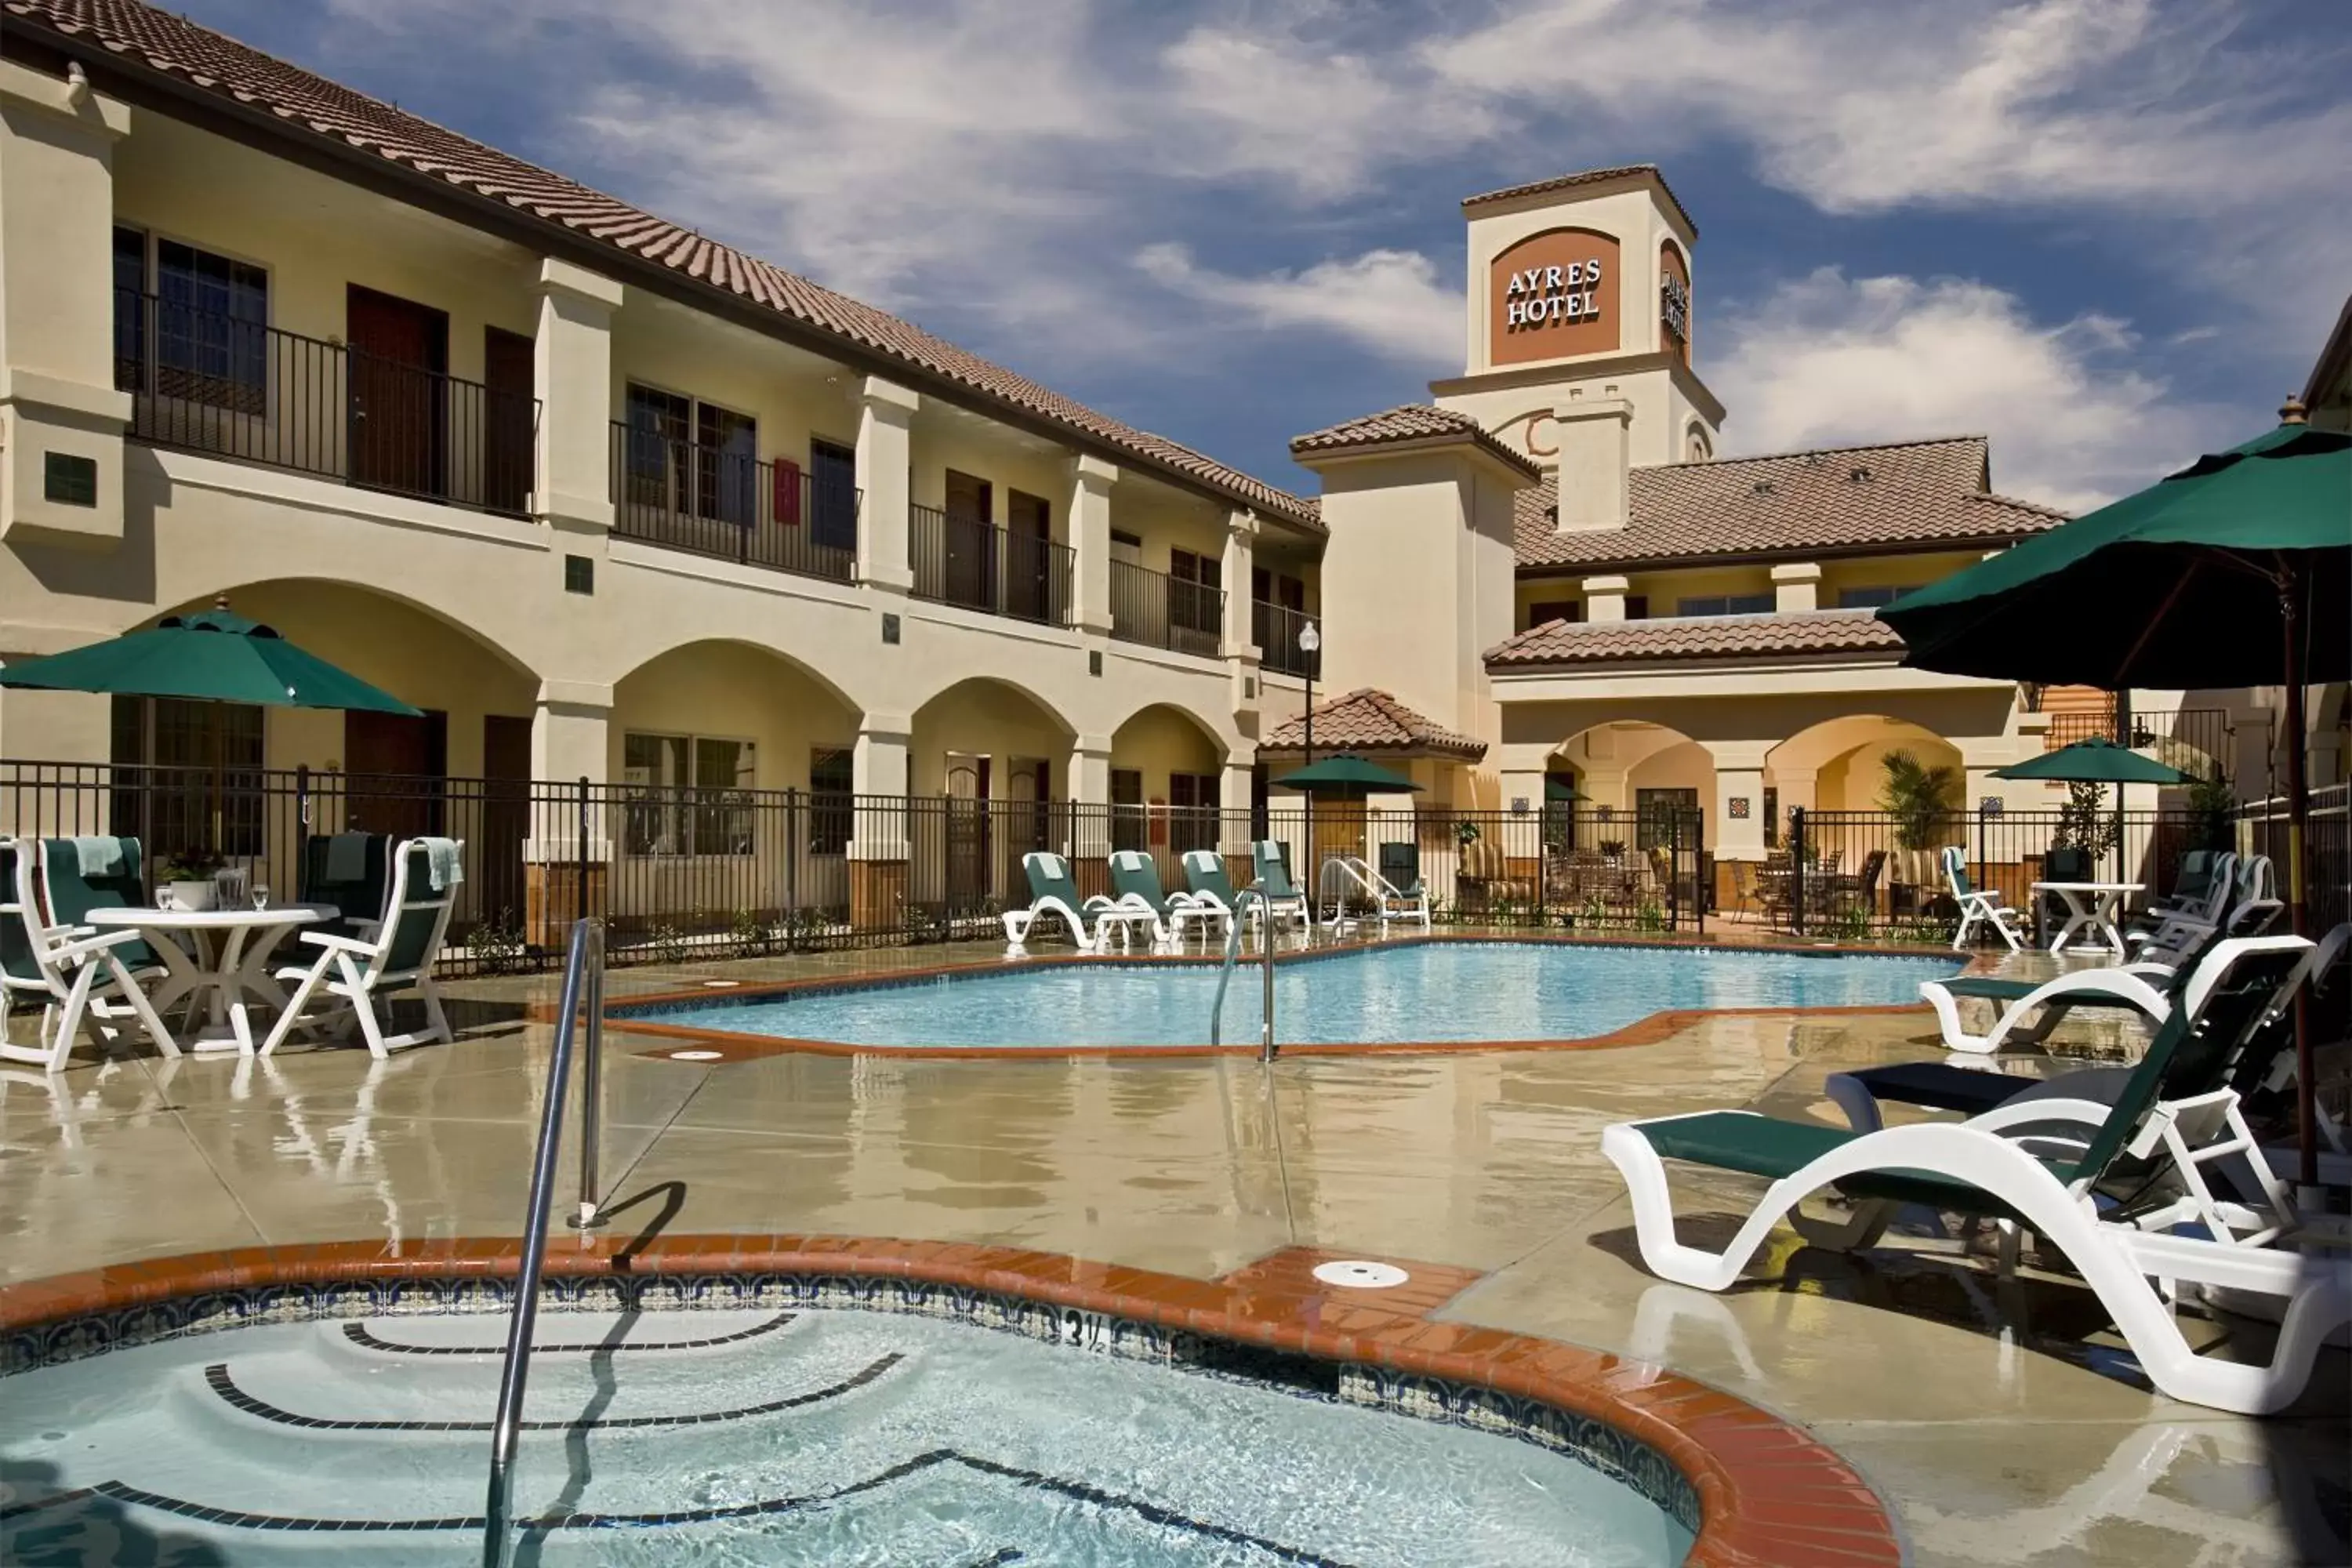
1431 165 1723 485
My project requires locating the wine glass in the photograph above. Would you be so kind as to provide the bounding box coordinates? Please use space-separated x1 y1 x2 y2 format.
251 884 270 913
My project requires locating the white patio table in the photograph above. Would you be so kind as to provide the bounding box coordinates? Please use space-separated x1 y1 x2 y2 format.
82 903 337 1056
2030 880 2142 956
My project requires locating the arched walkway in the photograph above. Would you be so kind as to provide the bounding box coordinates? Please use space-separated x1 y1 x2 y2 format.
1553 720 1711 822
1769 716 1963 816
1109 702 1230 862
908 677 1076 800
608 640 861 795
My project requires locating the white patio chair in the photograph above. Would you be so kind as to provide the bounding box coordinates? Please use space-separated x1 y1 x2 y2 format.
0 837 179 1073
260 837 458 1058
1942 845 2023 950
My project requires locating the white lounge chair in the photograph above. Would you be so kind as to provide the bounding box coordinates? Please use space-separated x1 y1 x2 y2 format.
1179 848 1258 937
1001 851 1156 953
1247 840 1312 931
1602 938 2348 1414
0 838 178 1073
1943 845 2024 951
261 837 459 1058
1109 850 1223 946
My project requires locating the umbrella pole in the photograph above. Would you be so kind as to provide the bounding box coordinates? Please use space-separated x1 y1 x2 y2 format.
2278 567 2314 1189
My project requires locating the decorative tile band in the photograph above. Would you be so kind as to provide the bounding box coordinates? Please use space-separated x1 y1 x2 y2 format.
0 1237 1904 1567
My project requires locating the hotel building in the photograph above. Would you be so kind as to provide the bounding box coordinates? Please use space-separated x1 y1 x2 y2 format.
0 2 2306 936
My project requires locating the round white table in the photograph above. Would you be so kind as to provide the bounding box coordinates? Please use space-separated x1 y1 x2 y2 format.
2031 880 2142 956
83 903 337 1055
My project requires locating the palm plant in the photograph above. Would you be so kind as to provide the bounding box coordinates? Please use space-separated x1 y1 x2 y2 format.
1878 749 1962 895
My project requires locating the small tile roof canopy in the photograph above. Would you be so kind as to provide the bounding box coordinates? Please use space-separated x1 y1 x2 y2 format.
1461 163 1697 237
1486 609 1907 670
13 0 1319 536
1515 435 2067 573
1259 688 1488 762
1290 405 1542 482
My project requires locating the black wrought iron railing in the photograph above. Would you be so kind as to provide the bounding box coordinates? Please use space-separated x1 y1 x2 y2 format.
1109 558 1222 658
1254 599 1320 679
608 423 858 583
909 505 1071 626
113 289 537 517
2045 707 2245 777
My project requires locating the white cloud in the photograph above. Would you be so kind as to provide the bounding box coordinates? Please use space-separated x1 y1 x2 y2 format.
1707 269 2215 512
1134 244 1459 365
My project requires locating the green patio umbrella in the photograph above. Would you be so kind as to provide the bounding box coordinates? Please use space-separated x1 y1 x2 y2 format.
1884 411 2350 1184
1272 755 1423 797
1991 737 2195 787
1544 778 1580 801
0 603 421 714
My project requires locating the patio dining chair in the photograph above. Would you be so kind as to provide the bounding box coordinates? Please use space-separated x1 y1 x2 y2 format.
1 839 178 1073
1942 845 2024 951
262 838 459 1058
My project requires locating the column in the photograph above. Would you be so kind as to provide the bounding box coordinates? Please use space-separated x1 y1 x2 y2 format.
527 680 612 949
1068 733 1113 899
1581 575 1631 622
0 61 132 551
855 377 917 593
1220 757 1257 880
1770 562 1820 613
1706 741 1770 919
532 259 622 544
1069 453 1116 637
847 714 910 929
1220 509 1261 720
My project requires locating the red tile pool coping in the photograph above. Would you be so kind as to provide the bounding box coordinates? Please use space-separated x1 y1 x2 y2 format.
0 1236 1904 1567
598 931 1955 1063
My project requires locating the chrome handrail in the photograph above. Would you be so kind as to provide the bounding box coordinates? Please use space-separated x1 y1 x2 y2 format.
1208 891 1277 1062
481 916 604 1568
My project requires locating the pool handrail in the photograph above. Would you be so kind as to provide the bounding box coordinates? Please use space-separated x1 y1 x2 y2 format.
1208 889 1277 1062
482 915 604 1568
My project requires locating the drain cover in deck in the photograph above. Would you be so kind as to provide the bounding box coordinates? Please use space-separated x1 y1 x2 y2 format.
1312 1260 1409 1289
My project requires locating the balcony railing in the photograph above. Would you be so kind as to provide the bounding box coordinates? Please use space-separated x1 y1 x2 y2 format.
2045 707 2244 775
608 423 858 583
1109 558 1222 658
113 289 537 517
1254 598 1320 680
909 504 1071 626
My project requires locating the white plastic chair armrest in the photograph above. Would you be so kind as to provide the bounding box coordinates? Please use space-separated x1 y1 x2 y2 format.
298 931 379 956
1965 1097 2118 1135
46 927 147 964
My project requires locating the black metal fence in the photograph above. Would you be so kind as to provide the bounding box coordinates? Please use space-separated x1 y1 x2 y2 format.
609 423 858 583
1253 599 1320 679
909 506 1072 626
115 290 539 517
1109 559 1222 658
2240 783 2350 936
1 764 1704 974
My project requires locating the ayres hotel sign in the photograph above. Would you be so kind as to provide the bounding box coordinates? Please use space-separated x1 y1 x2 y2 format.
1487 227 1621 365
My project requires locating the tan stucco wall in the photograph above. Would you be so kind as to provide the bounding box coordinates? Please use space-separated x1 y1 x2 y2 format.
1108 703 1223 802
908 678 1076 797
609 641 858 791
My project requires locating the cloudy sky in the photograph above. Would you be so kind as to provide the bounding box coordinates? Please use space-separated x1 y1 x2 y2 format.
188 0 2347 512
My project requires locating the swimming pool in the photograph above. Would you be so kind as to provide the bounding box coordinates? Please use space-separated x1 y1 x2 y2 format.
620 940 1959 1051
2 1303 1695 1566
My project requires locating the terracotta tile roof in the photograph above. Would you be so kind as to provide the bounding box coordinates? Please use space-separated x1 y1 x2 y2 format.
11 0 1321 535
1260 688 1487 761
1486 609 1907 670
1290 405 1541 481
1515 436 2067 572
1460 163 1697 237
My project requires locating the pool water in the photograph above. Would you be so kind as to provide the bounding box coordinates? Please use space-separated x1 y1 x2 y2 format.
626 941 1959 1050
1 1307 1694 1566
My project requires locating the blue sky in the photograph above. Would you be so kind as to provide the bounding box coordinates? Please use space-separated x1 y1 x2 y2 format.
185 0 2349 511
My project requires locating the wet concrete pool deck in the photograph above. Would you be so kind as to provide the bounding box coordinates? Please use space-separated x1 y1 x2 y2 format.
2 928 2343 1566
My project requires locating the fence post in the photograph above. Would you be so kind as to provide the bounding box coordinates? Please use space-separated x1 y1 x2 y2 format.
1975 802 1988 897
785 787 800 952
1694 809 1707 934
1791 807 1807 935
575 775 590 927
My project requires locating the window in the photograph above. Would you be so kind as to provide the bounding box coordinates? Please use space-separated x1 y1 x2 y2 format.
695 401 758 525
110 695 266 857
1675 593 1773 618
809 746 853 855
114 234 269 413
1836 585 1922 610
1169 771 1219 855
623 384 691 512
622 731 757 856
1634 786 1698 851
1526 600 1581 630
1624 595 1650 620
1169 548 1220 638
1110 768 1145 853
809 438 858 552
1763 786 1780 848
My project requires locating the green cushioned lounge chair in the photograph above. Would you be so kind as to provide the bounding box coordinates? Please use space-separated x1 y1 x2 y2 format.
1602 935 2348 1414
1109 850 1221 946
1247 840 1310 931
1001 851 1156 953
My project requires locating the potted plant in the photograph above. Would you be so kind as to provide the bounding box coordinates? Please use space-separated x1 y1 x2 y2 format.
1598 838 1626 861
156 847 225 911
1877 750 1961 913
2049 779 2121 883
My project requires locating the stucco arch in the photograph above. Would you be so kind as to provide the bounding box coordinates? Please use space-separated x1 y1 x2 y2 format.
1769 714 1962 815
1105 698 1233 764
156 576 543 688
908 676 1078 799
608 639 863 794
1552 720 1711 819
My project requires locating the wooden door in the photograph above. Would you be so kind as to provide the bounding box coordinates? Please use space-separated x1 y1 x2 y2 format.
347 285 449 499
1006 490 1050 621
483 326 534 516
343 709 448 838
944 753 989 912
943 469 994 611
479 714 532 927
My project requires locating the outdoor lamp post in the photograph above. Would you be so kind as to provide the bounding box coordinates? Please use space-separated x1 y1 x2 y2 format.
1299 620 1320 766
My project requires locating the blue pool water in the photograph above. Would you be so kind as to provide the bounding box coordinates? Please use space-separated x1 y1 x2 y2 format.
2 1306 1695 1565
626 941 1958 1050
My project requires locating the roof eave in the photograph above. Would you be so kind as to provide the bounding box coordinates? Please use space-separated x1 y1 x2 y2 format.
1294 430 1541 486
1486 647 1908 677
1513 528 2050 579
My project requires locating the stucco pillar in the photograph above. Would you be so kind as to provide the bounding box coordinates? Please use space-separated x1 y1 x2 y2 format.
1068 733 1113 898
855 378 917 594
0 62 133 553
1069 453 1117 637
1582 575 1631 622
527 680 612 948
1770 562 1820 614
1220 759 1257 858
1221 509 1261 720
1552 397 1632 532
848 713 910 930
532 259 622 536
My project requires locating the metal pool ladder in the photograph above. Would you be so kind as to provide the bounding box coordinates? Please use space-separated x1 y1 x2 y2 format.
482 916 608 1568
1209 891 1277 1062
